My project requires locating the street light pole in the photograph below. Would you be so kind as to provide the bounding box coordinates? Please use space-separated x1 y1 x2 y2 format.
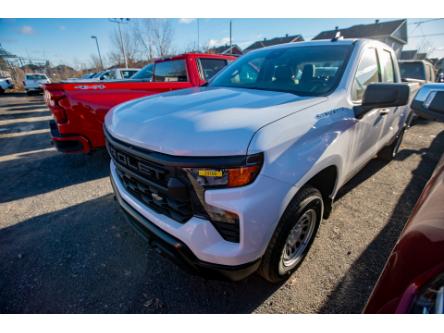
91 35 103 70
109 18 130 68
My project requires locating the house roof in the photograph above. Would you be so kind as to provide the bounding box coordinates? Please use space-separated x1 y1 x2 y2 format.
313 19 407 42
209 44 243 55
400 50 418 60
244 34 304 52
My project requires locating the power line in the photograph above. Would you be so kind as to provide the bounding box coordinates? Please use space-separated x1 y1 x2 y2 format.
410 32 444 38
408 18 444 25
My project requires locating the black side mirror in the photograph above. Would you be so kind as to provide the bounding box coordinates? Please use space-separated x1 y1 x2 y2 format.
411 84 444 122
354 83 410 119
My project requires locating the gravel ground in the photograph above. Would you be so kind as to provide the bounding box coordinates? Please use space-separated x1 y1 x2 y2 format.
0 93 443 314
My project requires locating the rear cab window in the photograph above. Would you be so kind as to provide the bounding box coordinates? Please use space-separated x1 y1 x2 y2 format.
351 48 380 102
153 59 188 82
399 62 426 81
198 58 228 81
26 74 47 80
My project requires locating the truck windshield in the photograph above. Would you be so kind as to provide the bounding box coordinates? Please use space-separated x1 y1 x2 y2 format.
209 45 353 96
26 75 47 80
399 62 426 80
131 64 154 80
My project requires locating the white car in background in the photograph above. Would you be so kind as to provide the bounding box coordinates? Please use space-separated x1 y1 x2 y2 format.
24 73 51 95
84 68 139 81
0 75 14 94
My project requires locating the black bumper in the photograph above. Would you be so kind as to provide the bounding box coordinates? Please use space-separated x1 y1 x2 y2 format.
49 120 90 153
110 176 261 282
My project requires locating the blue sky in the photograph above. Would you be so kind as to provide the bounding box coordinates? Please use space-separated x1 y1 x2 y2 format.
1 18 443 68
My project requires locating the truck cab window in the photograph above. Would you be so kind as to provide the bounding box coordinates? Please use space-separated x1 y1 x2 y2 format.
154 60 188 82
379 50 396 83
351 48 380 101
199 59 228 80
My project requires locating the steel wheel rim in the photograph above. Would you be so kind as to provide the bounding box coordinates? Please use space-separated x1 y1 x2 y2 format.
281 208 317 269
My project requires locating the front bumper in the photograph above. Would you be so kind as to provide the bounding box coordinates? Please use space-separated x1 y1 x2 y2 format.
49 120 91 154
111 175 261 281
110 157 292 267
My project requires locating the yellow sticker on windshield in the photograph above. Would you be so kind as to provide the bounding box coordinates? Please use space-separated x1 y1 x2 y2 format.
198 169 223 177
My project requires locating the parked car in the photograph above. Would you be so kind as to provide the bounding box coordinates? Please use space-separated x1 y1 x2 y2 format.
399 60 436 83
43 53 235 154
79 68 139 81
0 75 14 93
398 60 433 125
436 58 444 82
365 84 444 314
24 73 50 95
105 39 412 282
66 72 98 81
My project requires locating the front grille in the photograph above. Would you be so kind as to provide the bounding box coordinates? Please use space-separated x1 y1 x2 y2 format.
106 131 241 243
107 139 194 223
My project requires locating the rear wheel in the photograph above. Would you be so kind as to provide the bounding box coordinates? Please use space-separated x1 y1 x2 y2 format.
258 186 323 283
0 87 4 94
377 127 405 161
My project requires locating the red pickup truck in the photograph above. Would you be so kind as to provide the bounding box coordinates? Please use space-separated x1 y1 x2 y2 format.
43 53 236 154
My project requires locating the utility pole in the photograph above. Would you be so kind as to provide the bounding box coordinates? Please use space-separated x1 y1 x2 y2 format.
109 18 130 68
90 35 104 70
197 19 200 52
229 20 232 52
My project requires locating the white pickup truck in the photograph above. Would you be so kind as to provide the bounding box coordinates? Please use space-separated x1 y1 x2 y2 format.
105 39 411 282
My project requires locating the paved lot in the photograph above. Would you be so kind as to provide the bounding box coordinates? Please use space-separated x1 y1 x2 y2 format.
0 93 443 313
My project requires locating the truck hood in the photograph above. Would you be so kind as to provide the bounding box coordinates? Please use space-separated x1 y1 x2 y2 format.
106 87 326 156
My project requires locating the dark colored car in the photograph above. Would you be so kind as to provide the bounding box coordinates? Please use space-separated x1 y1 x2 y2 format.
364 84 444 314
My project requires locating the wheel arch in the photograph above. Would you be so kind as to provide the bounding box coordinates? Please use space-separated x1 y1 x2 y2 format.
305 165 338 218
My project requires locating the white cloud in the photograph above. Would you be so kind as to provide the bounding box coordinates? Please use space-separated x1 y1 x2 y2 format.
179 18 195 24
208 37 230 48
20 25 34 35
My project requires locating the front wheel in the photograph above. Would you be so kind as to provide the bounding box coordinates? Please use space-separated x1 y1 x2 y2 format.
258 186 323 283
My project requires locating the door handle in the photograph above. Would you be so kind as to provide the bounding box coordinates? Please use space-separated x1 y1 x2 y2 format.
379 108 390 116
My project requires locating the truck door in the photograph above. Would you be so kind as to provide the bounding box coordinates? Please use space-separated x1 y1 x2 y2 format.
349 47 385 173
378 48 405 147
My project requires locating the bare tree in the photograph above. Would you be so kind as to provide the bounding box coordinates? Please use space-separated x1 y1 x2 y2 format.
89 54 102 72
133 19 175 59
109 26 138 67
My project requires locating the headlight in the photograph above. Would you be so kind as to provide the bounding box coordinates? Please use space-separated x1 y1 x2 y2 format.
410 272 444 314
182 153 263 243
183 153 263 189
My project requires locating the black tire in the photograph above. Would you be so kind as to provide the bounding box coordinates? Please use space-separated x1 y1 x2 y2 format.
0 88 4 94
258 186 323 283
377 127 405 161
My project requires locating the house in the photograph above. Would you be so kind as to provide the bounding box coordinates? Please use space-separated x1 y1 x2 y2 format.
400 50 418 60
208 44 243 56
243 34 304 53
313 19 408 56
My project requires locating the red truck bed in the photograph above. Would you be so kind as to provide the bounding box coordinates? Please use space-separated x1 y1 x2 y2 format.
44 53 235 153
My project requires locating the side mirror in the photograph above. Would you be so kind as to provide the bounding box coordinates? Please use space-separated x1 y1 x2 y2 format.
354 83 410 119
411 84 444 122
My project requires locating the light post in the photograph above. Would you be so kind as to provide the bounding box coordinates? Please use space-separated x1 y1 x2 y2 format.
90 35 103 70
109 18 130 68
